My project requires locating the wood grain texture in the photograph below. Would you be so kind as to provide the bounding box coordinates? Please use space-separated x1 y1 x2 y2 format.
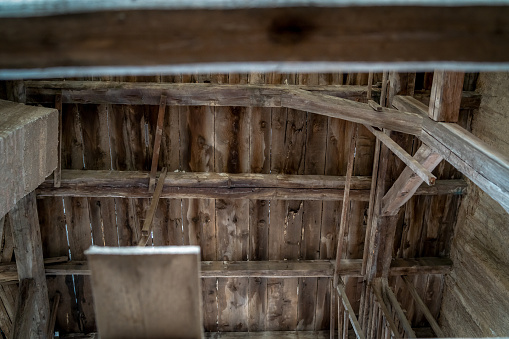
86 247 203 339
2 5 509 71
9 193 50 339
429 71 465 122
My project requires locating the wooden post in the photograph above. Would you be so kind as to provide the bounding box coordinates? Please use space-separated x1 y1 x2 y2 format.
46 292 60 339
429 71 465 122
148 95 167 192
8 192 50 339
53 92 62 188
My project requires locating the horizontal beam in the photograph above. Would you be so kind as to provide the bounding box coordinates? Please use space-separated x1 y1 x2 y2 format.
413 90 482 111
36 170 467 201
0 257 452 283
1 3 509 79
24 81 369 106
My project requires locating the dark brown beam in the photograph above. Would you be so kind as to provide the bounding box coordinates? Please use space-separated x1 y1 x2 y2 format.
35 170 467 201
2 4 509 73
0 257 452 283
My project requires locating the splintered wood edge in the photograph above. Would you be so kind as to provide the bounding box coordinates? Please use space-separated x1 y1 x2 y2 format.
85 245 201 256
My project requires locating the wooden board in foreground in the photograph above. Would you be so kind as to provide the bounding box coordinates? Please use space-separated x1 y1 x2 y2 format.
85 246 203 339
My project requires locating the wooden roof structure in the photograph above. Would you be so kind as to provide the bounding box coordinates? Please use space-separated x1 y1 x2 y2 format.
0 1 508 338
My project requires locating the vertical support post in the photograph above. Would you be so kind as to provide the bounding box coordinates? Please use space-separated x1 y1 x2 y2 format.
9 192 50 339
429 71 465 122
53 92 62 188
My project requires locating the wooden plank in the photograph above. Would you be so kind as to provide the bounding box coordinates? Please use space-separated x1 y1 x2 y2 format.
371 280 400 338
429 71 465 122
401 276 445 337
25 81 369 106
382 279 416 338
334 123 358 285
364 125 436 186
3 4 509 73
86 246 203 339
47 292 61 339
0 99 58 218
336 279 365 339
180 104 217 331
148 95 167 192
139 168 168 246
214 103 250 332
381 144 443 216
36 170 467 200
413 90 482 110
204 331 332 338
8 192 50 338
54 92 62 187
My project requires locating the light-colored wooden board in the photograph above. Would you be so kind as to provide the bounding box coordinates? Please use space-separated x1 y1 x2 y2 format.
86 246 203 339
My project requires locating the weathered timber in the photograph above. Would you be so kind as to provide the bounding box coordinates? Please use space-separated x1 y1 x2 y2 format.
429 71 465 122
3 4 509 74
364 125 437 186
382 279 416 338
35 170 466 200
334 123 358 286
393 95 509 214
401 276 445 338
371 280 401 338
86 246 203 339
53 93 62 188
0 99 58 218
8 192 50 339
138 168 168 246
47 292 60 339
336 279 365 339
414 90 482 110
57 332 334 339
148 96 167 192
381 144 443 216
24 81 368 105
11 279 38 339
282 89 423 135
0 257 452 283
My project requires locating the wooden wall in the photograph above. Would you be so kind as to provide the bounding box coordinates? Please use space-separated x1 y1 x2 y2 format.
26 72 462 335
439 72 509 337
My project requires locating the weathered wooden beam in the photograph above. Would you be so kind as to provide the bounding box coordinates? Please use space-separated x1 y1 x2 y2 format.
8 192 50 339
381 144 443 216
138 168 168 247
2 3 509 77
0 257 452 282
429 71 465 122
364 125 437 186
148 96 167 192
0 99 58 219
334 123 358 286
382 278 416 338
337 279 366 339
283 89 423 135
24 81 369 105
53 92 62 188
393 95 509 215
372 279 401 338
401 276 445 338
47 292 60 339
35 170 467 200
